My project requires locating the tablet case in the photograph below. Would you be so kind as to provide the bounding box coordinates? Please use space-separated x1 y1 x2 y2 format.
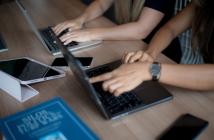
0 71 39 102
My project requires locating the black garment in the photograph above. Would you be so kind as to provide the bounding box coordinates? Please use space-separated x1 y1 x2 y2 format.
144 0 181 63
81 0 181 63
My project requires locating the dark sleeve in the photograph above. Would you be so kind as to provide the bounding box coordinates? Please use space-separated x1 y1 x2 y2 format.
144 0 175 14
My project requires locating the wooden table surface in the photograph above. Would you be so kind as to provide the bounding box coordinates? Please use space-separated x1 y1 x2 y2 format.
0 0 214 140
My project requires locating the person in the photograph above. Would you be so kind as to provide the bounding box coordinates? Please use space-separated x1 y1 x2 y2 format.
89 0 214 96
53 0 181 63
174 0 204 64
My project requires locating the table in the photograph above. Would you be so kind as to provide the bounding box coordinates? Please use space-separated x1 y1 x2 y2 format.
0 0 214 139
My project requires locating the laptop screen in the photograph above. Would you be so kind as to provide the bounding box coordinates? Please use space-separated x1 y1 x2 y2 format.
0 34 7 52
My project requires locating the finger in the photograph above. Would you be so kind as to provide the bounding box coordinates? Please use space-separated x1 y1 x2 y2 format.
89 72 113 83
63 35 82 45
102 78 120 91
53 24 66 35
60 33 76 42
55 24 70 35
68 28 74 32
139 54 148 62
124 52 134 64
64 37 78 45
122 52 128 63
106 81 123 93
128 51 143 63
140 53 154 62
52 23 62 32
114 85 132 96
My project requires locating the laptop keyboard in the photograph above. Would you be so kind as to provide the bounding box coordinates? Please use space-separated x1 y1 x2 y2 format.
93 82 143 115
87 66 143 115
40 27 78 53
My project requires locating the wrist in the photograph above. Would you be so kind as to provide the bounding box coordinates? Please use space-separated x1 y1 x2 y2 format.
140 62 153 81
145 49 157 61
77 15 86 26
90 28 104 40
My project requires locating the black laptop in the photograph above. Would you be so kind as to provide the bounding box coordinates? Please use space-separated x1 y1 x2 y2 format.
53 29 173 119
0 34 8 53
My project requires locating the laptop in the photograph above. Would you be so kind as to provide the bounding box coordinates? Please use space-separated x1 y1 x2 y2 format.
0 33 8 53
51 29 173 119
15 0 101 56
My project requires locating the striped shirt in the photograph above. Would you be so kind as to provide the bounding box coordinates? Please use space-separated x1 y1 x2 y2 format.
174 0 204 64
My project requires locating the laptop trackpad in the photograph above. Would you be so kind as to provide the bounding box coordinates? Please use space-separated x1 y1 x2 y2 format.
134 81 172 105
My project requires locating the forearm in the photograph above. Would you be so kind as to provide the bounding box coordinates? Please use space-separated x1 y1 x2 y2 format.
160 64 214 90
146 3 194 59
146 25 176 59
87 6 165 40
79 0 113 24
90 22 152 40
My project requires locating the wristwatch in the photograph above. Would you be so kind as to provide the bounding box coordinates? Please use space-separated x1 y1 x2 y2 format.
150 62 161 81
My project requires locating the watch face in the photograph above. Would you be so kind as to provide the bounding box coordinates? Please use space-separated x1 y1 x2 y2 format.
151 64 160 75
150 63 161 81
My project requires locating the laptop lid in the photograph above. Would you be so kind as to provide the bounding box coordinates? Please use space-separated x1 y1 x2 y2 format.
15 0 51 53
49 29 109 118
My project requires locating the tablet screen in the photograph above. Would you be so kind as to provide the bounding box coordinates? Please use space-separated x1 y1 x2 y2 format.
0 58 61 81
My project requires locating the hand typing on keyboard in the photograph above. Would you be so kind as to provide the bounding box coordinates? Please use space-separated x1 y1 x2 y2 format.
89 62 152 96
59 28 100 45
53 18 83 36
53 18 94 45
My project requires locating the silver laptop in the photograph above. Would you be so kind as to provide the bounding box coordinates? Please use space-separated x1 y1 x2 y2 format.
54 31 173 119
16 0 101 56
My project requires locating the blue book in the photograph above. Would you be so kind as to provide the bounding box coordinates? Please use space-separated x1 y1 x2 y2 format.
0 97 99 140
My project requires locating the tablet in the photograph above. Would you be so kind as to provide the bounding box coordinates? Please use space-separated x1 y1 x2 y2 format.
0 57 65 84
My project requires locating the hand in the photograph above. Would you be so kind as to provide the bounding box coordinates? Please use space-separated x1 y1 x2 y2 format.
122 50 154 64
60 29 98 45
89 62 152 96
53 18 84 35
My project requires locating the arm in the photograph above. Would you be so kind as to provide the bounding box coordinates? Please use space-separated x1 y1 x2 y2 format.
123 2 196 65
160 64 214 90
89 2 214 95
53 0 113 35
88 7 164 40
60 7 165 44
89 62 214 96
146 2 194 59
